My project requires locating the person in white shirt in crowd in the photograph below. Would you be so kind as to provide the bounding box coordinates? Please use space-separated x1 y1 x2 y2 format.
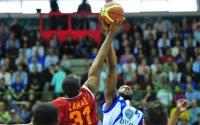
0 65 11 85
28 56 42 73
44 47 59 68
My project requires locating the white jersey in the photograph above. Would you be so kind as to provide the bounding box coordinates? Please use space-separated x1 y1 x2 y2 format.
102 96 143 125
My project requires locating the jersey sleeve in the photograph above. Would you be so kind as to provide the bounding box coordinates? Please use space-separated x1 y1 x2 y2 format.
82 85 95 99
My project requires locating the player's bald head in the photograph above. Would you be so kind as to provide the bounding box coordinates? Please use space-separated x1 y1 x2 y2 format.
62 74 81 98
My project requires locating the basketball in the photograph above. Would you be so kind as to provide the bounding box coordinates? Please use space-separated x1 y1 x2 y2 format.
100 2 125 28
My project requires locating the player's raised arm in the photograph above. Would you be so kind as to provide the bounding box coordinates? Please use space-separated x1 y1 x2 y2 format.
83 20 123 95
104 44 118 110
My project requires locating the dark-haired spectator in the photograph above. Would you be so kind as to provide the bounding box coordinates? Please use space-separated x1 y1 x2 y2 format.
0 66 11 85
22 42 32 59
168 63 181 83
157 33 170 57
156 83 173 107
60 54 71 71
173 85 185 102
180 18 192 39
154 17 167 37
189 100 200 125
185 84 199 102
192 54 200 74
171 39 182 58
28 57 42 73
12 64 28 86
181 75 198 90
51 65 66 97
120 47 134 65
32 41 44 58
6 32 20 50
77 0 91 13
32 102 58 125
143 24 156 40
193 25 200 45
44 48 59 68
88 47 98 60
122 55 137 82
10 74 25 101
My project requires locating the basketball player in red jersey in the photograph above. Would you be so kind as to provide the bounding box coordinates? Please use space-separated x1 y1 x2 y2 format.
52 20 123 125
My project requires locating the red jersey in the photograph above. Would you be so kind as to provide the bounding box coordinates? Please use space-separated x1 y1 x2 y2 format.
52 86 98 125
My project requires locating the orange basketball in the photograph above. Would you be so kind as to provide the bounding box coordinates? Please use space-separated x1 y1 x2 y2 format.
100 2 125 28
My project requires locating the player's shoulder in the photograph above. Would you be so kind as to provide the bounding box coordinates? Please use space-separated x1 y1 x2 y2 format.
52 97 66 105
81 85 95 98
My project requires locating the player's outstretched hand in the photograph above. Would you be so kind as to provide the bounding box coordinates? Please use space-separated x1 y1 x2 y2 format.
177 99 189 113
109 18 125 33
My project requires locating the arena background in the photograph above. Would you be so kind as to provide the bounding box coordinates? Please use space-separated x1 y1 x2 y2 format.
0 0 200 124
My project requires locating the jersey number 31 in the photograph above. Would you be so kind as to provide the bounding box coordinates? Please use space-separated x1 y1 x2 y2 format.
70 106 92 125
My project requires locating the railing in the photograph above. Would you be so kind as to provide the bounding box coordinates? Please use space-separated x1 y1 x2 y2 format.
39 12 102 45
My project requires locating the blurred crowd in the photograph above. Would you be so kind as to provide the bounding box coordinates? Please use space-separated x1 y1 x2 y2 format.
0 17 200 124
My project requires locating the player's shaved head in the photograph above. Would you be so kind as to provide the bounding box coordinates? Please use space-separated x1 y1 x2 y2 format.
32 102 58 125
117 85 133 100
144 100 167 125
62 74 81 98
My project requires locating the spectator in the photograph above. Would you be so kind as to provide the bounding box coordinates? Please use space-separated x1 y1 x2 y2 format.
184 34 196 48
0 78 8 101
160 48 174 64
193 25 200 45
60 54 71 71
0 66 11 85
150 57 159 74
32 41 44 58
156 83 173 107
180 18 192 39
170 100 190 125
157 33 170 57
122 55 137 82
12 64 28 86
10 74 25 100
77 0 91 13
28 57 42 73
173 85 185 102
152 64 166 89
181 75 197 90
185 84 199 102
192 54 200 74
132 38 142 56
51 66 66 97
9 109 23 124
168 63 181 83
15 49 28 67
88 47 98 60
189 100 200 125
0 102 11 124
120 47 134 65
143 24 156 40
6 32 20 50
186 37 196 59
44 48 59 68
153 17 167 37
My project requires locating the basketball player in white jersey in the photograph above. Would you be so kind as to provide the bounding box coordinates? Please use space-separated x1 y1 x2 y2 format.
102 43 143 125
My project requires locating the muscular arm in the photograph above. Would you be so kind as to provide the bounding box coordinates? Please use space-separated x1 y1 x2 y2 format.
104 44 118 110
83 32 114 95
